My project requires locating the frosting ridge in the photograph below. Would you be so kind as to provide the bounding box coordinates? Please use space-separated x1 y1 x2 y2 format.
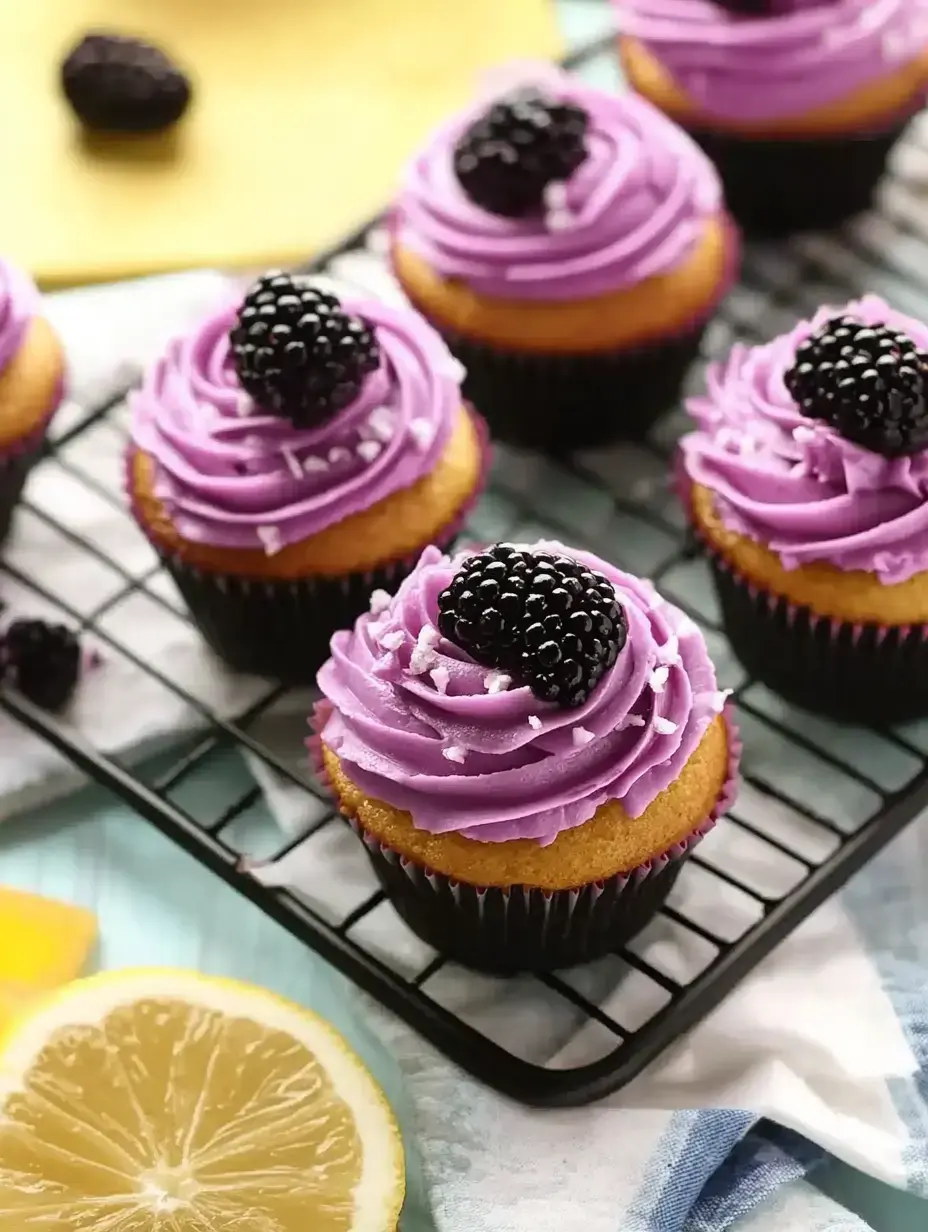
682 294 928 583
129 295 462 550
619 0 928 122
318 542 724 845
394 73 724 301
0 260 41 373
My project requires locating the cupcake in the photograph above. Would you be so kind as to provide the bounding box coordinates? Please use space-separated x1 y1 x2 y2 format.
128 273 488 682
390 67 739 451
618 0 928 237
314 540 738 973
0 260 66 546
682 295 928 723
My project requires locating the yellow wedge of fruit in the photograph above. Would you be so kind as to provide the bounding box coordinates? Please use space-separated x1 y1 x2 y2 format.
0 887 97 1031
0 968 405 1230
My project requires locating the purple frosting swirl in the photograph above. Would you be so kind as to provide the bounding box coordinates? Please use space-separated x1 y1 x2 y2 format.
682 295 928 584
318 542 726 846
394 70 724 302
0 259 41 373
619 0 928 123
129 294 464 551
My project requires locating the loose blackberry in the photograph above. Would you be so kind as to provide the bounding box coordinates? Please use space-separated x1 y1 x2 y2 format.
453 89 589 218
785 315 928 457
230 273 380 427
437 544 627 708
1 620 82 712
61 33 192 134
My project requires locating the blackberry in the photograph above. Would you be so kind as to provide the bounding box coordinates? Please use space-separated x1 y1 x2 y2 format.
61 33 192 134
437 544 627 708
1 620 81 712
785 315 928 457
453 89 589 218
230 274 380 427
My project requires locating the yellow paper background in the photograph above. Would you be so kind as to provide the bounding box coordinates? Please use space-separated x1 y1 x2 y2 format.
1 0 561 287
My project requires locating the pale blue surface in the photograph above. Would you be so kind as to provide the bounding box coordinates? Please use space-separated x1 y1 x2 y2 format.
1 3 926 1230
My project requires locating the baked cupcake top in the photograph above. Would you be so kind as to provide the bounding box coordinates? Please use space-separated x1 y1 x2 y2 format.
0 259 41 372
682 294 928 583
129 275 464 553
317 541 726 846
393 68 723 301
620 0 928 122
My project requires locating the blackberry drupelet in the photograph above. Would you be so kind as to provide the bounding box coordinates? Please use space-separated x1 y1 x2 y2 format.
230 273 380 428
453 89 589 218
437 544 627 708
61 33 192 134
785 315 928 457
1 620 82 712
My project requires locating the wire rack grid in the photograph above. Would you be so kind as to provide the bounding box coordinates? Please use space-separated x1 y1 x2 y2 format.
5 38 928 1106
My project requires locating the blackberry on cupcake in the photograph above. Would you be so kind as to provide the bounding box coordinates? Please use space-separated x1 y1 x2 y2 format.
230 273 380 427
453 89 589 218
437 543 626 706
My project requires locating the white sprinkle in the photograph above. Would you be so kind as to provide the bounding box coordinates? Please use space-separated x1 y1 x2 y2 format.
484 670 512 694
328 446 351 466
408 626 442 676
617 714 646 731
281 444 303 479
656 635 680 667
649 665 670 694
543 181 569 211
236 393 254 418
546 208 575 233
379 629 405 652
304 455 329 474
709 688 733 713
409 418 436 451
256 525 282 556
572 726 595 747
368 406 396 442
653 716 678 735
430 665 450 694
357 439 382 464
409 646 439 676
446 358 468 384
368 588 392 616
442 745 467 764
528 715 543 730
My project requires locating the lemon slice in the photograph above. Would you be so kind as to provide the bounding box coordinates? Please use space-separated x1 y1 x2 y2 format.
0 968 404 1230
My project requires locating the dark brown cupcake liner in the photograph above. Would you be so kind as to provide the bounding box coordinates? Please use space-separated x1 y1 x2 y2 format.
129 410 490 683
683 115 916 239
703 541 928 725
390 219 740 453
0 432 48 548
310 704 741 974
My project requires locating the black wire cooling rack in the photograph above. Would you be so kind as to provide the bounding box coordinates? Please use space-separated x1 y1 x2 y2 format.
6 34 928 1106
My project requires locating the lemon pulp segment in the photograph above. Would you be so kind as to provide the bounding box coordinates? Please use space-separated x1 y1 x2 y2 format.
0 971 404 1231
